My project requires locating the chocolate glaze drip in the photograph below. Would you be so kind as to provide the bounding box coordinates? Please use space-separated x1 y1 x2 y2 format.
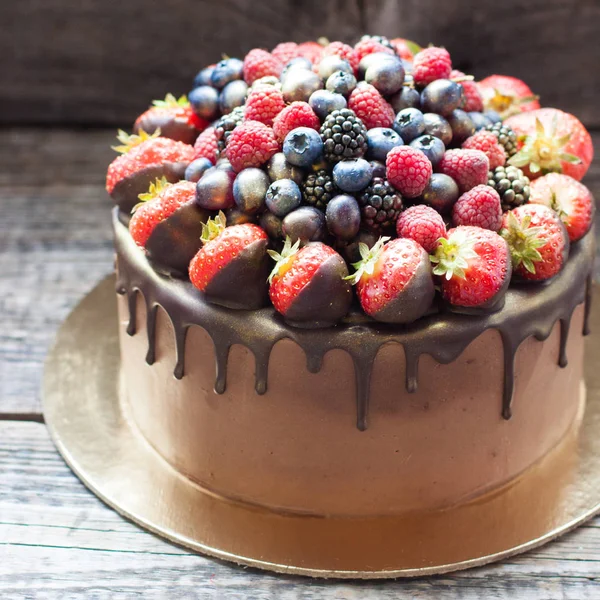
113 208 594 431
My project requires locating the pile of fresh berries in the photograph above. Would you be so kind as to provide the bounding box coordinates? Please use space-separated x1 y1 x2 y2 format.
107 36 595 327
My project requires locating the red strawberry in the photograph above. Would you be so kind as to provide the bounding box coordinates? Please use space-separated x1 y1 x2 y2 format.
386 146 433 198
349 236 435 323
320 41 359 73
390 38 421 61
272 101 320 143
412 46 452 87
500 204 569 281
298 41 324 65
529 173 594 242
396 205 447 253
477 74 540 118
431 226 511 309
189 212 270 309
243 49 283 85
268 238 352 326
225 120 280 172
505 108 593 181
451 69 483 112
244 86 286 127
106 129 195 213
462 130 506 169
452 185 503 231
134 93 207 145
438 149 489 193
348 83 395 129
193 126 219 164
271 42 301 65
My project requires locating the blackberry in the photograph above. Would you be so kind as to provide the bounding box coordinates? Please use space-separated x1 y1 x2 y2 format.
302 169 338 210
358 178 403 232
487 165 530 211
359 34 395 52
215 106 245 151
484 122 518 157
320 108 368 164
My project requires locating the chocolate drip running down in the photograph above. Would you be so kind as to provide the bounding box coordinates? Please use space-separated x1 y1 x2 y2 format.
113 209 595 431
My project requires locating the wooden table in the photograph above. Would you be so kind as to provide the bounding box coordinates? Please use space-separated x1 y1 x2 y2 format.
2 128 600 599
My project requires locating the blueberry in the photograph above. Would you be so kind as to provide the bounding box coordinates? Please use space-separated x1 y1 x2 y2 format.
309 89 347 120
317 55 353 80
339 230 379 264
282 206 326 243
393 107 425 143
265 179 302 217
216 158 235 174
184 157 213 182
420 173 459 214
281 69 322 103
447 109 475 145
218 80 248 115
366 127 404 161
369 160 387 179
196 168 235 210
259 211 283 239
188 85 219 120
283 127 324 167
410 135 446 167
390 86 421 112
333 158 373 192
326 70 357 96
210 58 243 89
468 111 493 131
423 113 453 145
226 207 255 226
282 57 313 77
358 52 396 79
365 56 405 95
326 194 361 240
420 79 463 116
193 65 215 88
267 152 304 185
233 168 270 214
484 110 502 124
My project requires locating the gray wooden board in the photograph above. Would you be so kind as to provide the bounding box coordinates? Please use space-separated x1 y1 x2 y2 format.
0 0 599 127
1 421 599 599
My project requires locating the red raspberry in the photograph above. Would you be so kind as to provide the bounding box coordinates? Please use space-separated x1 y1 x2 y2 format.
348 83 395 129
353 38 395 67
297 41 324 64
244 86 286 127
386 146 433 198
452 185 502 231
438 149 489 193
412 46 452 87
272 101 320 143
193 126 219 164
243 49 283 85
451 69 484 112
272 42 301 64
225 120 279 172
396 205 447 252
462 130 506 169
321 41 359 73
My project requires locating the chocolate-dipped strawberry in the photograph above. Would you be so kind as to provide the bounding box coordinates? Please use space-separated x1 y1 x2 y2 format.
189 212 270 309
106 129 196 215
348 237 435 323
129 178 210 277
133 94 208 145
268 237 352 327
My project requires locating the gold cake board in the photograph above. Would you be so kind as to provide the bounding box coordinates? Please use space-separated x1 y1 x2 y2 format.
43 275 600 579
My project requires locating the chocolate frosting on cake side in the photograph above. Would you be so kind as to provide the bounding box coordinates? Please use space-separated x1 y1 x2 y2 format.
113 207 595 430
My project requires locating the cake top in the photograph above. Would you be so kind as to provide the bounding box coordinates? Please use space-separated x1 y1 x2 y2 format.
106 35 594 328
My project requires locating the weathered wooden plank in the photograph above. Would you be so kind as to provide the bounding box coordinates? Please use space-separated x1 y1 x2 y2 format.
1 421 599 599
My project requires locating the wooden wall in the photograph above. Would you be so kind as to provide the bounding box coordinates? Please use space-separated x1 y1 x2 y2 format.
1 0 599 127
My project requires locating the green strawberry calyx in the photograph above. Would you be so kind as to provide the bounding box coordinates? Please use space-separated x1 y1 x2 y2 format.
112 128 161 154
500 211 546 274
484 88 539 119
430 229 478 280
152 93 189 110
345 236 390 286
131 177 171 213
267 236 301 284
200 211 227 244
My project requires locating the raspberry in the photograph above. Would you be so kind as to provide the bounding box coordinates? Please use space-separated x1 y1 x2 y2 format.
272 101 320 143
272 42 301 64
243 49 283 85
348 83 395 129
438 149 489 193
353 38 395 66
412 46 452 87
225 120 279 172
386 146 433 198
244 86 286 127
452 185 502 231
451 69 484 112
297 41 324 64
462 130 506 170
320 41 359 73
396 205 447 252
193 126 219 164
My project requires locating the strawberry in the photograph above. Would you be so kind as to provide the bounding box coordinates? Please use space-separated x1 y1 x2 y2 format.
431 226 511 309
477 74 540 118
134 93 208 145
390 38 421 61
529 173 594 242
268 238 352 326
505 108 593 181
348 237 435 323
106 129 195 214
500 204 569 281
189 212 270 309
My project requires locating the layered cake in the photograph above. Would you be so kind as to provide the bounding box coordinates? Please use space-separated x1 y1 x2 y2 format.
106 37 595 518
